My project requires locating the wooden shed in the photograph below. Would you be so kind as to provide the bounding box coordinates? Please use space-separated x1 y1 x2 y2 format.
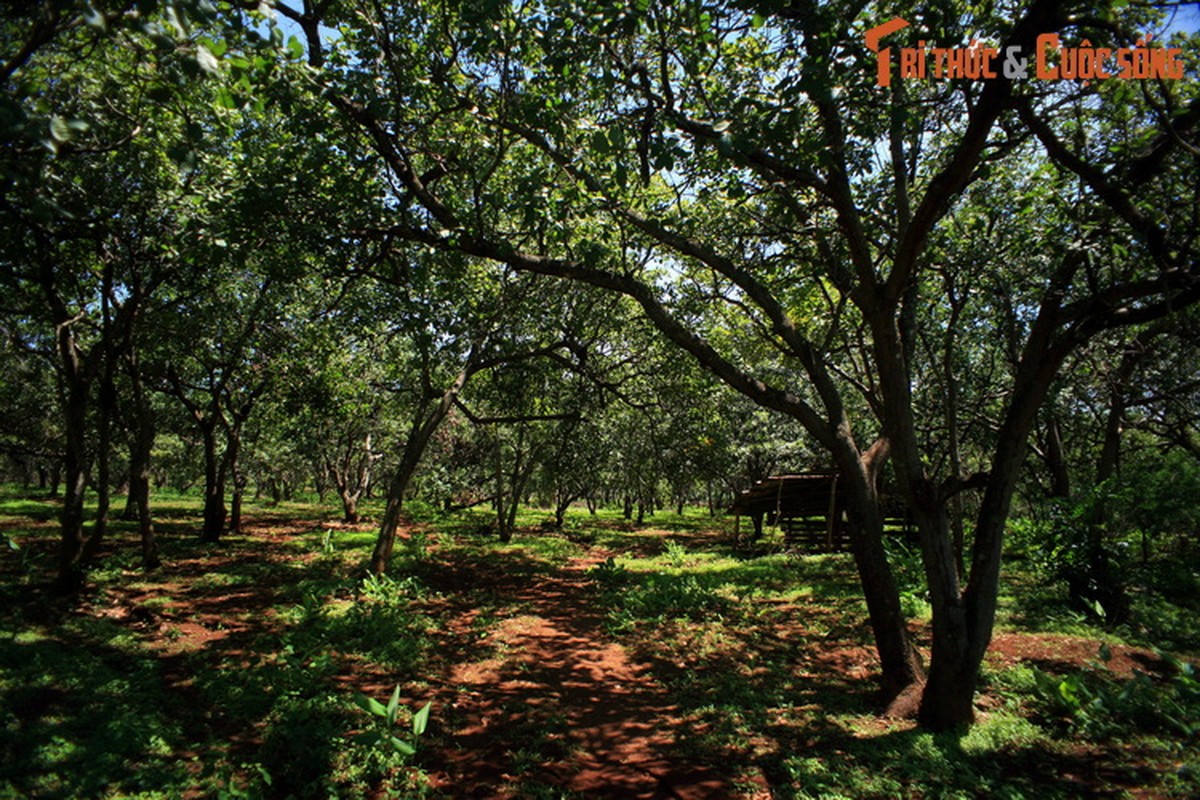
729 472 911 551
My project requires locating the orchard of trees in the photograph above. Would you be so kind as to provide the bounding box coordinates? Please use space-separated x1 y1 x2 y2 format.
1 0 1199 795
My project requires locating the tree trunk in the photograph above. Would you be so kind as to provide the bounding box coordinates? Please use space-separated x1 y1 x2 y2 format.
120 464 139 521
229 470 245 535
332 432 372 523
131 432 159 570
836 448 927 706
554 494 571 528
371 370 470 574
1043 415 1072 499
916 286 1079 729
58 379 89 593
341 490 360 523
83 360 118 564
200 422 226 543
501 450 535 542
124 349 160 569
225 420 245 535
55 322 90 593
1084 358 1136 624
494 431 511 543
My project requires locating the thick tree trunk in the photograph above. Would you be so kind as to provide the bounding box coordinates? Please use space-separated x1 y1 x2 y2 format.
913 498 977 728
372 431 437 572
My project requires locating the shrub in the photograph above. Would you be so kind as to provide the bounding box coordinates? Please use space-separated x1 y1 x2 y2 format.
1030 646 1200 740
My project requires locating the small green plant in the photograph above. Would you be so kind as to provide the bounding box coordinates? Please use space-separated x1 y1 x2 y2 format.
359 571 426 604
586 556 630 586
353 685 432 757
662 538 689 568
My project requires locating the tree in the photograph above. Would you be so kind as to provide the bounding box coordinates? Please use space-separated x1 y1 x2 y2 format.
284 0 1200 728
0 3 220 585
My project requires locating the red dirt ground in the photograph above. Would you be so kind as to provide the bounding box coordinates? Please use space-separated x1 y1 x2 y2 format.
415 550 747 799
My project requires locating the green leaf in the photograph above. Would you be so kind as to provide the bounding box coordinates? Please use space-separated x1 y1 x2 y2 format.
195 44 220 74
83 5 107 30
389 736 416 755
385 684 401 726
214 88 237 110
412 701 431 736
287 35 305 61
49 115 71 143
353 693 388 717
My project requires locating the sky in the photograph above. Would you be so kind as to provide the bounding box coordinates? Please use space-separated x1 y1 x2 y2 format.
1166 2 1200 34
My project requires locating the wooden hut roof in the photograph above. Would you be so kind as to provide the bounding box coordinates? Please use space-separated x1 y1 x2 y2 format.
728 472 843 517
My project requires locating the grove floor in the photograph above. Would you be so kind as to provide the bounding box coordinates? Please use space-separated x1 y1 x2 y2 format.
1 499 1196 798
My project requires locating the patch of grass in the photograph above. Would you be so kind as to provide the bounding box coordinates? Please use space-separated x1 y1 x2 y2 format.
193 570 255 589
0 631 192 797
493 533 583 566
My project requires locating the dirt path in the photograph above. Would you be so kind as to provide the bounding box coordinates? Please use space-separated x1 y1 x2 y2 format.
421 550 748 799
